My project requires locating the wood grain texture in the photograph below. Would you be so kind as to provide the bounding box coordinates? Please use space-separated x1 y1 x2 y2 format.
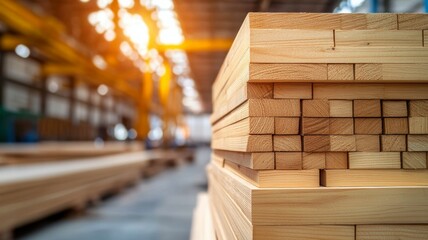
250 63 327 82
322 169 428 187
355 118 382 134
330 135 357 152
212 135 272 152
274 117 300 134
384 118 409 134
356 225 428 240
325 152 348 169
275 152 302 170
302 152 326 169
303 135 330 152
410 100 428 117
354 100 381 117
408 135 428 151
382 101 408 117
247 83 273 99
224 160 319 188
213 150 274 170
212 117 274 138
327 64 354 80
409 117 428 134
356 64 428 81
250 29 333 48
302 100 329 117
273 83 312 99
335 30 422 47
381 135 407 152
274 135 302 152
398 14 428 30
248 99 300 117
302 118 329 135
329 100 353 117
210 162 428 225
329 118 354 135
313 84 428 99
403 152 427 169
356 135 380 152
349 152 401 169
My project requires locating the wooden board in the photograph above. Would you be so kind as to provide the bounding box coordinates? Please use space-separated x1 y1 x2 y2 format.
209 163 428 226
356 225 428 240
322 169 428 187
223 160 319 188
349 152 401 169
213 150 274 170
190 193 216 240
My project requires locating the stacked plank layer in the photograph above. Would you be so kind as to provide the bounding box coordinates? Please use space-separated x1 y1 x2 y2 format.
210 13 428 240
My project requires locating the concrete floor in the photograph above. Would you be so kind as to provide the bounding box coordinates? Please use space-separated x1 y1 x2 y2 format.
17 147 210 240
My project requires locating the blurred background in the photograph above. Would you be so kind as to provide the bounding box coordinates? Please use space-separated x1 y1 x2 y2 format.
0 0 427 240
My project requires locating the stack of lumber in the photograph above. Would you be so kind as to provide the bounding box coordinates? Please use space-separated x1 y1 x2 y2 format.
210 13 428 239
0 149 194 236
0 141 143 165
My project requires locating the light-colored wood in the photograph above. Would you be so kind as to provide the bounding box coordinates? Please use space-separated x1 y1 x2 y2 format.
382 101 408 117
303 135 330 152
336 30 422 47
398 14 428 30
209 163 428 226
212 117 274 138
190 193 216 240
274 117 300 135
349 152 401 169
250 63 327 82
302 118 329 135
302 152 326 169
356 225 428 240
356 135 380 152
249 13 397 30
275 152 302 170
273 135 302 152
329 118 354 135
211 135 272 152
313 84 428 99
213 150 274 170
247 83 273 99
408 135 428 151
302 100 329 117
322 169 428 187
254 225 355 240
354 100 381 117
223 161 319 188
410 100 428 117
251 29 333 47
403 152 427 169
325 152 348 169
329 100 353 117
327 64 354 80
250 46 428 64
384 118 409 134
382 135 407 152
211 101 250 132
425 30 428 46
355 64 428 81
248 99 300 117
409 117 428 134
273 83 312 99
330 135 357 151
355 118 382 134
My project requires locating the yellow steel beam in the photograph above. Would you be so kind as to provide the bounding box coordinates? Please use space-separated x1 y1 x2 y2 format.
157 39 233 52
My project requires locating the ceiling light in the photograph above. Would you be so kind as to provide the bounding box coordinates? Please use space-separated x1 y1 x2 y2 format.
15 44 30 58
97 84 109 95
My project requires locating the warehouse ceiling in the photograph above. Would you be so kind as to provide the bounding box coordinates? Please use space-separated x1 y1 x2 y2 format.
20 0 340 113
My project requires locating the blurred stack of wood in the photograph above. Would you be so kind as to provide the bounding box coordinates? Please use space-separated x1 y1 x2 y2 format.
209 13 428 239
